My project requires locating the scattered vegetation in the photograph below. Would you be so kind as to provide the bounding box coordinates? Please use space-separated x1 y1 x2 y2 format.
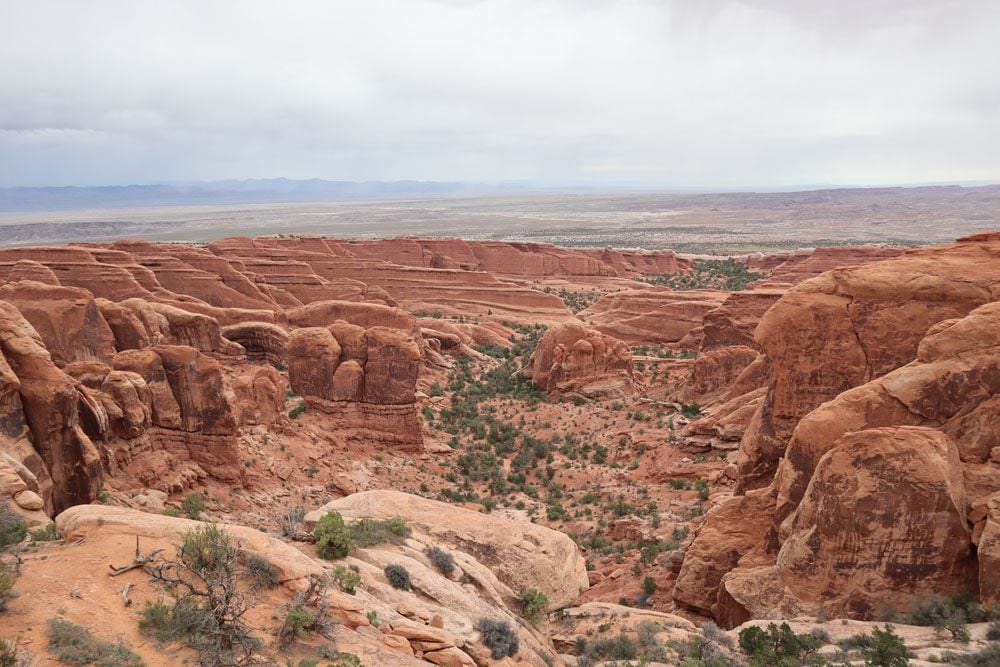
277 505 306 538
738 622 822 666
48 618 144 667
288 400 307 419
839 624 909 667
277 575 333 647
0 561 16 613
31 522 59 542
348 516 411 548
476 618 519 659
641 258 762 291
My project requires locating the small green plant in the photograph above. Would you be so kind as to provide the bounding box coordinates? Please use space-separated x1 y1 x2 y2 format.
383 564 411 591
738 622 822 666
31 522 59 542
859 624 909 667
424 546 455 576
680 402 702 418
160 507 181 518
289 400 307 419
0 504 26 549
476 618 519 659
0 561 16 613
348 517 410 548
518 588 549 622
330 565 361 595
48 618 145 666
0 637 22 667
180 492 206 520
366 610 380 627
278 608 316 645
244 552 278 589
313 512 352 560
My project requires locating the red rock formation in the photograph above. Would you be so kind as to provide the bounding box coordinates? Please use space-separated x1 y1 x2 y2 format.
675 239 1000 625
287 325 423 450
580 288 728 345
287 299 417 330
738 236 1000 493
0 281 117 368
221 321 289 365
750 245 905 287
526 322 634 400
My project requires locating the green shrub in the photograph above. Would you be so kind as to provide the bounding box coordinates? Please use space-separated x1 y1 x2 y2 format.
584 633 638 661
0 637 20 667
680 402 702 418
738 622 821 666
289 400 307 419
313 512 352 560
278 608 316 645
180 492 206 520
349 517 410 548
31 522 59 542
859 624 908 667
0 504 26 550
518 588 549 622
476 618 519 659
330 565 360 595
244 552 278 589
384 564 411 591
0 561 16 613
987 619 1000 641
942 644 1000 666
424 546 455 576
160 507 181 518
48 618 144 666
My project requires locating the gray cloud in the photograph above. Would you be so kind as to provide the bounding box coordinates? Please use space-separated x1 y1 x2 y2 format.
1 0 998 187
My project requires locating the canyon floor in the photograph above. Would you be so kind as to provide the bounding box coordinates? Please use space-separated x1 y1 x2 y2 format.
0 230 998 666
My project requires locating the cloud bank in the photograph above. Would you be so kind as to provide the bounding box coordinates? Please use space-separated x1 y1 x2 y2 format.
1 0 998 187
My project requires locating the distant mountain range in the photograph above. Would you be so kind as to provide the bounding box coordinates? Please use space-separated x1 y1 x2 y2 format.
0 179 532 212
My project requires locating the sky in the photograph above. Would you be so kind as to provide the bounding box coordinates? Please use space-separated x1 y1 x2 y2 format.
1 0 998 188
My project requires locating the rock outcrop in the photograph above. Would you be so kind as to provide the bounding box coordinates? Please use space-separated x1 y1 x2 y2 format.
305 490 590 609
580 288 727 345
675 234 1000 626
287 325 423 450
525 322 634 400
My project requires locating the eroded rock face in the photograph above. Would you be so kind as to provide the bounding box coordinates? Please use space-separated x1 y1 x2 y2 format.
580 289 727 345
287 325 423 449
525 321 634 400
221 321 288 365
676 242 1000 626
738 236 1000 492
722 427 975 623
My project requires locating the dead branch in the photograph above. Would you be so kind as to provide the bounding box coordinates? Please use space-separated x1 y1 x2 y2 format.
109 535 163 576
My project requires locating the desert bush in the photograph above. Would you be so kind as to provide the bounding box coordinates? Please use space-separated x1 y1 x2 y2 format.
288 400 307 419
277 505 306 537
517 588 549 622
313 512 352 560
424 546 455 576
738 622 822 666
140 525 261 665
681 402 702 418
48 618 144 667
585 634 638 661
244 552 278 589
0 505 26 550
476 618 519 659
0 637 25 667
942 644 1000 666
987 619 1000 641
348 516 410 548
330 565 360 595
31 522 59 542
277 575 332 647
383 564 411 591
181 492 206 520
860 624 909 666
0 561 16 613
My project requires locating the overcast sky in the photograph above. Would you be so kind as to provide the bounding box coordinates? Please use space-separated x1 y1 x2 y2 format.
1 0 998 188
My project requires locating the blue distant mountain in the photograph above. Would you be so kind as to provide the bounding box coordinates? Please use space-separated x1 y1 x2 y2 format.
0 179 532 212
